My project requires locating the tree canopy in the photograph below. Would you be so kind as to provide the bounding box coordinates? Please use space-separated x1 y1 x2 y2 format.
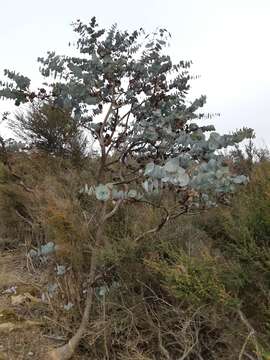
0 18 253 207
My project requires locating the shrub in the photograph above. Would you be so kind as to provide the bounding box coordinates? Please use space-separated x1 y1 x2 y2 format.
199 161 270 348
9 102 87 163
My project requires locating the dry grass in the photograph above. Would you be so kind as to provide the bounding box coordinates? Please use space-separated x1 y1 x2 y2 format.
0 153 268 359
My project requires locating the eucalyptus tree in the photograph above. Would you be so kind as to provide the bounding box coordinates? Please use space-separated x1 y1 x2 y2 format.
0 17 253 359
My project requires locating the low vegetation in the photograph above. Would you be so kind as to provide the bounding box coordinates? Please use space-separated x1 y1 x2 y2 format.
0 145 269 359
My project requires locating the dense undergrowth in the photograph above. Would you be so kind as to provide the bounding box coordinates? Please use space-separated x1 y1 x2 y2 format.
0 149 269 359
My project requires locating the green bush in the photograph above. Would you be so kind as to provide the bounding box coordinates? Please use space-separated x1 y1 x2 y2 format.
9 102 87 164
199 161 270 347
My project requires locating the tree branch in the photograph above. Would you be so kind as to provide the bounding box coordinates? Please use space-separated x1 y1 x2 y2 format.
103 199 122 222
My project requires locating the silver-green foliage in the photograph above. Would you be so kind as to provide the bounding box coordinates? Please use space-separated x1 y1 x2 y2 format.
0 17 253 206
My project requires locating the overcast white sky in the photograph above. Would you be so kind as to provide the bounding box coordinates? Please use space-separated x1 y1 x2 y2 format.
0 0 269 146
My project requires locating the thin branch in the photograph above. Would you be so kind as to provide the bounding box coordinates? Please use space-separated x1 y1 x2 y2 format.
15 210 34 227
105 108 119 156
100 103 114 135
103 199 122 222
239 332 255 360
238 310 261 360
134 214 170 243
105 155 122 167
133 202 190 243
178 339 198 360
170 208 188 220
112 174 142 186
97 102 114 181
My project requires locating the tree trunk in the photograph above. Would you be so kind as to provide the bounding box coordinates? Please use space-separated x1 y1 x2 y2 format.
46 286 95 360
46 205 106 360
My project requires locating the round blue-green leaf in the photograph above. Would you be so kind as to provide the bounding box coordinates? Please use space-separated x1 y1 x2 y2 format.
95 184 111 201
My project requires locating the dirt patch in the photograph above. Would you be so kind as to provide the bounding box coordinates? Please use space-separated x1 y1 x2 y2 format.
0 250 54 359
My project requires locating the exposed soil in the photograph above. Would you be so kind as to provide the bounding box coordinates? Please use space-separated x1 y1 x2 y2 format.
0 250 53 360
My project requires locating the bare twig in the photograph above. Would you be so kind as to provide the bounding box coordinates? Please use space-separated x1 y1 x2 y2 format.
134 214 170 243
238 310 262 360
15 210 33 227
103 199 122 222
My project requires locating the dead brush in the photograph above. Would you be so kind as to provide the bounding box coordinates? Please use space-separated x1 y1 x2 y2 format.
67 277 261 360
